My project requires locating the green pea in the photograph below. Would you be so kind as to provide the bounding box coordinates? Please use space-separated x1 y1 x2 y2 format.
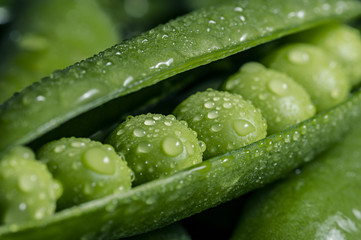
173 89 267 159
37 137 132 210
263 43 350 112
222 62 316 134
105 113 204 185
295 23 361 87
0 146 62 224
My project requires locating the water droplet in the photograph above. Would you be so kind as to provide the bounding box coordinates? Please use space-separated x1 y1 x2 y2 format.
198 141 206 152
116 129 125 136
144 119 156 126
293 131 300 141
71 141 85 148
204 101 215 109
223 102 232 108
54 145 66 153
34 207 46 220
193 114 203 122
150 58 174 69
288 49 309 64
82 148 115 175
123 76 134 87
133 128 146 137
185 142 195 155
18 174 37 192
211 124 222 132
234 7 243 12
240 33 247 42
233 119 256 136
36 95 46 102
207 111 219 119
164 121 172 126
137 142 152 153
268 79 288 96
18 203 27 211
78 88 100 102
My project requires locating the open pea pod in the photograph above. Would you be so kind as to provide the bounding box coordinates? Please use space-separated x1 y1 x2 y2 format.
1 0 361 239
1 0 361 152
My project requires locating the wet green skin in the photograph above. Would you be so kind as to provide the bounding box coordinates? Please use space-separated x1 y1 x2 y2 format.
1 0 360 153
231 121 361 240
294 23 361 87
106 113 204 185
0 147 62 224
0 0 361 239
37 137 133 210
263 43 350 112
222 62 316 134
124 223 191 240
0 0 119 103
173 89 267 159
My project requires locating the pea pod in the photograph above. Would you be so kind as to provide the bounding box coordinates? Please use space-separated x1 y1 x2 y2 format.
0 0 361 239
1 0 361 153
230 118 361 240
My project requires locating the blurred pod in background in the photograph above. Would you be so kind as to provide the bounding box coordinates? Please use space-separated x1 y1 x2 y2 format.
0 0 119 103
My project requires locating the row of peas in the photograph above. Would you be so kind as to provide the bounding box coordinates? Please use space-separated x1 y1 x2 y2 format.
1 22 361 225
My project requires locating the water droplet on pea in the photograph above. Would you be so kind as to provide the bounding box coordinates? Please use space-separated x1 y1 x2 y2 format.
233 119 256 136
162 136 183 157
198 141 206 152
211 124 222 132
18 174 37 192
133 128 146 137
204 101 215 109
82 148 115 175
54 145 66 153
287 49 310 64
268 79 288 96
207 111 219 119
137 142 152 153
144 119 156 126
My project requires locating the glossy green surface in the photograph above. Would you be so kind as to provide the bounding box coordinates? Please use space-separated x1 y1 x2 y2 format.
0 86 360 239
222 62 316 134
0 147 62 224
231 118 361 240
1 0 360 153
124 223 191 240
264 43 350 112
0 0 360 239
0 0 118 103
173 89 267 159
106 114 204 185
295 23 361 87
37 138 132 210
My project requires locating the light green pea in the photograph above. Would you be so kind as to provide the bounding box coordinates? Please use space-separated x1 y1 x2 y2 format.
105 113 204 186
263 43 350 112
37 137 132 210
0 146 62 224
295 23 361 87
222 62 316 134
173 89 267 159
